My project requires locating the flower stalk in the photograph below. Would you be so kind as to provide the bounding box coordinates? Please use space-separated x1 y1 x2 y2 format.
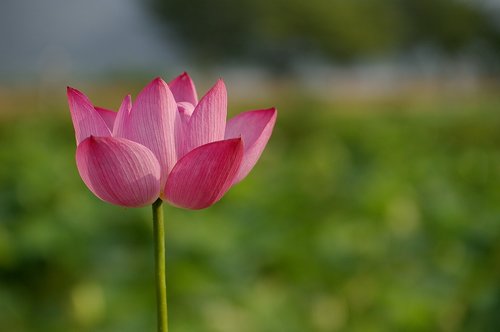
66 73 277 331
152 198 168 332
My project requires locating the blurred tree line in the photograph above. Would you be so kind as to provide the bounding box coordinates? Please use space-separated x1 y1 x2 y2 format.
148 0 500 71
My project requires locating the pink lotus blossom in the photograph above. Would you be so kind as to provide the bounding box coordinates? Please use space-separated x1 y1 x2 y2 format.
67 73 277 209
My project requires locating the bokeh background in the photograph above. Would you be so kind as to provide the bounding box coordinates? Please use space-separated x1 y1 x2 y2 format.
1 0 500 331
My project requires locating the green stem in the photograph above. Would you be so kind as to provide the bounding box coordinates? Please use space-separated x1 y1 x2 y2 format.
152 198 168 332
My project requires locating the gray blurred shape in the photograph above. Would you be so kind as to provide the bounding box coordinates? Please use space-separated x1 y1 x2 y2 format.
0 0 177 82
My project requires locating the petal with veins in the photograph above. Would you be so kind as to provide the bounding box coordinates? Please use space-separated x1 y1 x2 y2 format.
113 95 132 137
225 108 277 184
185 79 227 152
164 138 243 209
174 101 195 159
122 78 179 187
94 107 117 132
169 72 198 105
67 87 111 144
76 136 161 207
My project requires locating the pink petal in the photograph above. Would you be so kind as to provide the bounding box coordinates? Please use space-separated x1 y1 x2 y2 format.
174 101 195 159
113 95 132 137
94 107 117 131
177 102 195 122
164 138 243 210
76 136 161 207
67 87 111 144
184 79 227 154
122 78 179 187
168 72 198 105
225 108 277 183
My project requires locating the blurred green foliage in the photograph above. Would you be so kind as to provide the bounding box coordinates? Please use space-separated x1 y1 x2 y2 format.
148 0 500 68
1 87 500 331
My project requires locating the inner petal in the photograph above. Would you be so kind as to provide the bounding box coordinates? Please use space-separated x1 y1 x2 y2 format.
177 101 195 123
175 101 195 159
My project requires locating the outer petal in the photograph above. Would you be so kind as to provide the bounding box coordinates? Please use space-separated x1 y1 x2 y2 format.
113 94 132 137
76 136 161 207
225 108 277 184
168 72 198 105
95 107 117 131
184 79 227 154
122 78 179 187
164 138 243 210
67 87 111 144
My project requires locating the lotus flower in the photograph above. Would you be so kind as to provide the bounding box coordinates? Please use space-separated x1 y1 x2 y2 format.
67 73 277 209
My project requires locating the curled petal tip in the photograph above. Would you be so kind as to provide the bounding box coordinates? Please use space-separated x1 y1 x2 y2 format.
214 79 226 94
266 107 278 119
67 86 79 96
206 78 226 97
67 87 89 102
144 77 169 91
169 72 198 106
123 94 133 106
255 107 278 116
216 78 225 86
151 77 168 86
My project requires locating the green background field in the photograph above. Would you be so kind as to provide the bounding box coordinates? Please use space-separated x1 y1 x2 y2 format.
1 85 499 331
